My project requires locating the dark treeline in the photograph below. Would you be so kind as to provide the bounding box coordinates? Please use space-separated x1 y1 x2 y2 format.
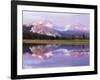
23 31 89 40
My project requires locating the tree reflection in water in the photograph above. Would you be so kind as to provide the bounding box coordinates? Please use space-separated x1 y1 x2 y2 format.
28 44 89 59
23 44 90 68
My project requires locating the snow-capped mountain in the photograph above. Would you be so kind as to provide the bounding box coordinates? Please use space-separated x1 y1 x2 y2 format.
30 26 62 37
55 24 89 38
23 20 89 38
66 24 89 31
55 24 89 32
29 20 61 37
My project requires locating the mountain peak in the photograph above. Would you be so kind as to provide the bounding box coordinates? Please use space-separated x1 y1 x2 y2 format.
29 20 61 37
64 24 89 32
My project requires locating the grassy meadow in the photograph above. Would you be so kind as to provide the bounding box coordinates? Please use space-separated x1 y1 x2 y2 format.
23 39 89 45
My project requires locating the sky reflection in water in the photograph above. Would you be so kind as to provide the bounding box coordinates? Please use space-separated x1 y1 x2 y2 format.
23 44 90 69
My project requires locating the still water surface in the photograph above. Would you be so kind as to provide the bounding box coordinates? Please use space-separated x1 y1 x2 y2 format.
23 44 89 69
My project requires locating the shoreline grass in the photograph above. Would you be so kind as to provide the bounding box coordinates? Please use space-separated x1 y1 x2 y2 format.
23 39 89 45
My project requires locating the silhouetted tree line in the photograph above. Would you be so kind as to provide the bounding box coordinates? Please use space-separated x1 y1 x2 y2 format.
23 31 89 40
23 25 89 40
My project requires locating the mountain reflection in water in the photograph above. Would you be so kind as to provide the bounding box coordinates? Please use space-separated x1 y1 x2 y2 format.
23 44 90 69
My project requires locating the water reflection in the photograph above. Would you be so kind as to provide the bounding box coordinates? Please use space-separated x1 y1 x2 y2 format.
23 44 90 69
